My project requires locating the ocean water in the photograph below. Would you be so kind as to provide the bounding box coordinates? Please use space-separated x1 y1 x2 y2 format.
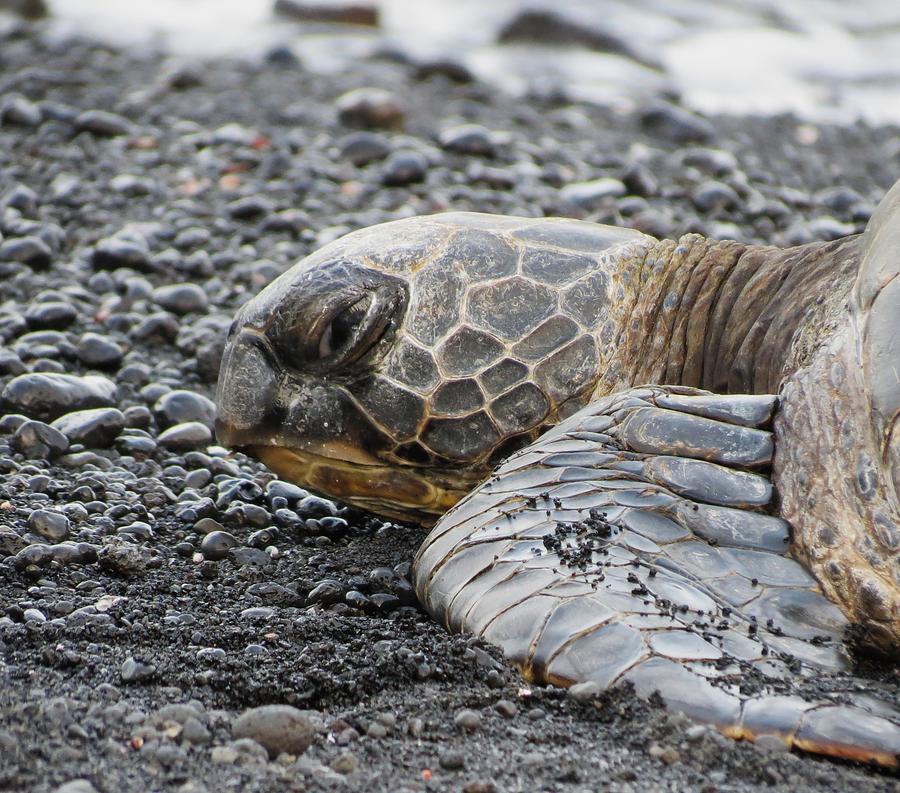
26 0 900 124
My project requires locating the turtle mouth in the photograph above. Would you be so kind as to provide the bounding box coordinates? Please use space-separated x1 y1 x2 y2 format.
246 445 471 526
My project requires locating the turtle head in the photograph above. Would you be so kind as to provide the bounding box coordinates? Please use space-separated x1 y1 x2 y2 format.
216 212 643 524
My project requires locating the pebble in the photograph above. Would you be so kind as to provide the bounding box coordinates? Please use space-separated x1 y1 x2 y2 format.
75 333 124 369
454 709 482 731
154 390 217 429
231 705 314 758
692 180 740 212
50 408 126 448
339 131 391 165
648 743 681 764
24 301 77 330
1 95 42 126
382 150 428 186
336 87 405 129
639 102 714 142
0 373 116 421
199 530 238 561
158 422 213 451
494 699 517 718
92 235 150 271
0 235 52 267
121 656 156 683
53 782 99 793
152 284 209 315
438 748 465 770
567 681 601 703
439 124 496 156
561 178 626 209
11 419 69 458
76 109 133 136
28 509 70 541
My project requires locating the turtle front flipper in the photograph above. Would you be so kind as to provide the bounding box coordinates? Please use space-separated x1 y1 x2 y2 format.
413 385 900 767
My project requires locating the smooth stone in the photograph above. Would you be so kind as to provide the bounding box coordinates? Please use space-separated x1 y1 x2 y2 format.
439 124 496 156
382 150 427 186
75 333 124 368
154 390 217 429
28 509 70 541
199 530 238 561
640 102 714 143
561 178 627 209
24 304 76 335
51 408 126 448
152 283 209 315
120 656 156 682
0 236 52 267
158 422 212 451
231 705 314 758
336 87 405 130
76 109 133 136
338 131 391 166
0 373 116 421
92 236 150 271
11 419 69 457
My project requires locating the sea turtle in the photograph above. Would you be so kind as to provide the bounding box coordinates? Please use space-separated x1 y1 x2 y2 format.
216 176 900 766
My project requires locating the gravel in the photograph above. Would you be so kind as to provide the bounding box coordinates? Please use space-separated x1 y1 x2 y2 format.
0 18 898 793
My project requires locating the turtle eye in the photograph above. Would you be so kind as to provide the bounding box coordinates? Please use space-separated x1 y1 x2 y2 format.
318 295 370 360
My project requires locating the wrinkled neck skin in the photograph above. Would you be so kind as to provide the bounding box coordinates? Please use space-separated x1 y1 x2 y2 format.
594 233 860 397
776 326 900 655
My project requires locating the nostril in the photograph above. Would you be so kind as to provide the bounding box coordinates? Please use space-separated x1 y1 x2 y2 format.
227 319 240 338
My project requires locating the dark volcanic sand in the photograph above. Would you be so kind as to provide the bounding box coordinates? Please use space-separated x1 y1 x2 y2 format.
0 19 899 793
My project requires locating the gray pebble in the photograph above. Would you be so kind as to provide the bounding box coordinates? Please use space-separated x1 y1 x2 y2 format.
154 390 217 429
339 131 391 165
121 656 156 683
1 95 41 126
336 87 405 129
158 422 212 451
561 178 626 209
0 236 52 267
1 373 116 421
11 419 69 458
382 150 428 186
24 301 77 330
438 748 465 770
76 109 133 136
28 509 70 541
199 530 238 561
51 408 126 448
568 680 601 703
76 333 124 369
231 704 314 758
439 124 496 156
640 102 714 142
454 708 482 731
494 699 517 718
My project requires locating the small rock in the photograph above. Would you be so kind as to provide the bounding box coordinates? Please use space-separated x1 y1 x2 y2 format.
0 236 52 267
568 681 601 703
158 422 212 451
51 408 126 448
11 419 69 458
24 301 77 330
76 333 124 369
152 283 209 315
92 235 150 271
200 530 238 561
227 195 273 220
330 750 359 774
561 178 626 209
640 102 714 143
274 0 378 25
154 390 217 430
438 748 465 770
382 150 427 186
28 509 70 541
366 721 387 738
692 180 740 212
181 717 211 745
339 131 391 166
648 742 681 764
53 781 98 793
1 373 116 421
454 709 482 731
76 109 133 136
231 705 314 759
336 87 405 130
1 95 41 126
494 699 517 718
439 124 496 156
121 656 156 683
